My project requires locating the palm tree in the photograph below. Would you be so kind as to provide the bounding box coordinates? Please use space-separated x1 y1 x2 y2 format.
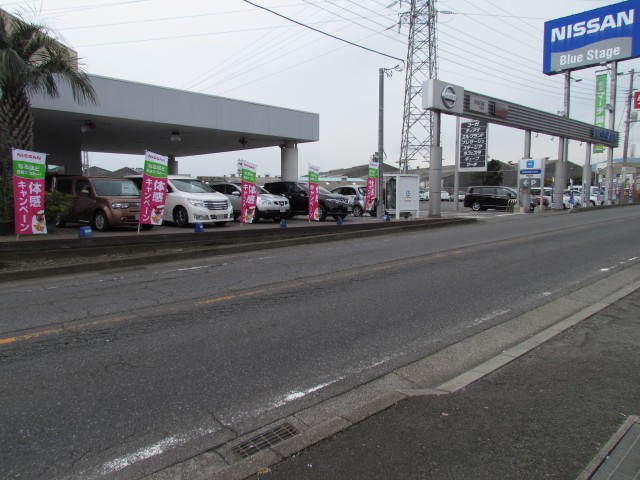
0 10 97 221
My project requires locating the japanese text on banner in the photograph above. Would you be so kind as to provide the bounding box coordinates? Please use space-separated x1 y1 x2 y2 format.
240 161 258 223
140 151 168 226
364 161 378 213
308 163 321 221
12 149 47 235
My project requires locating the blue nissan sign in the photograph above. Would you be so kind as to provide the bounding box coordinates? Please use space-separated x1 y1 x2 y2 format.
543 0 640 74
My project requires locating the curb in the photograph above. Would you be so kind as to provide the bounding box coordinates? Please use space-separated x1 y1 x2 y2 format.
0 218 474 282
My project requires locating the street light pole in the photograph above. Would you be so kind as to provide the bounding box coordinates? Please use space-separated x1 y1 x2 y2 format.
554 71 571 210
606 61 618 205
377 68 384 219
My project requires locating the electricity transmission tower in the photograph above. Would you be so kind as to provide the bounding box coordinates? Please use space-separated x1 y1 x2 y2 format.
399 0 438 172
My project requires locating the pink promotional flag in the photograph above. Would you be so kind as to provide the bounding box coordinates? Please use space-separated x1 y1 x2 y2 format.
308 163 321 221
139 151 168 226
12 149 47 235
364 161 378 213
240 160 258 223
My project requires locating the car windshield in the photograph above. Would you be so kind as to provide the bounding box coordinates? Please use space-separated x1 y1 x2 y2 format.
171 179 213 193
357 187 367 195
93 179 139 197
256 186 270 194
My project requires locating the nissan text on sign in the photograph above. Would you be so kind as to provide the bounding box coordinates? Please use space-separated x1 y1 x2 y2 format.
543 0 640 75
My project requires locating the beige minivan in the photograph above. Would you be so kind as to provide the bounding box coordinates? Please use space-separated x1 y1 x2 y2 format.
52 176 147 231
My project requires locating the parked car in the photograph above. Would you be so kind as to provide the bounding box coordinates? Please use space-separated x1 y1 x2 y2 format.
51 176 146 231
530 187 573 209
563 189 582 208
330 185 374 217
128 175 232 227
533 195 550 208
209 182 290 222
463 186 518 211
569 185 605 206
420 190 451 201
263 181 352 221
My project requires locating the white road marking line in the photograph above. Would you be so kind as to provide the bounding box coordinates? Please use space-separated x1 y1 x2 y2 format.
99 427 217 475
470 309 511 327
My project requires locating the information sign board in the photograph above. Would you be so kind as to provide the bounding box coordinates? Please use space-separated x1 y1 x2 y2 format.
459 120 488 172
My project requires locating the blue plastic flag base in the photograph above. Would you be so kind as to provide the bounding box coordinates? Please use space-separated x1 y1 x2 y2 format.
78 226 93 238
194 223 204 233
280 218 287 228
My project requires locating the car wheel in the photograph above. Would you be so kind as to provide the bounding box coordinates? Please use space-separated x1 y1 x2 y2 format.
141 224 153 230
352 204 364 217
589 200 595 207
54 215 66 228
173 206 189 227
471 202 482 211
93 211 109 231
317 204 327 221
233 212 240 221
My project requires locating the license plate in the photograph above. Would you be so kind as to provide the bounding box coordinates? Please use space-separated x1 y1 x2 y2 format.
280 207 287 212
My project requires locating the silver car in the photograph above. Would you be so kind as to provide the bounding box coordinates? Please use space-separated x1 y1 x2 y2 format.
210 182 290 222
330 185 374 217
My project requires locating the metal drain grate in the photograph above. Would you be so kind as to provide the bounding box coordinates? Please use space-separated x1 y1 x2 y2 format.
232 423 300 458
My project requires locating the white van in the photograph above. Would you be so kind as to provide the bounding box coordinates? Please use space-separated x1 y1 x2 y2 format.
128 175 233 227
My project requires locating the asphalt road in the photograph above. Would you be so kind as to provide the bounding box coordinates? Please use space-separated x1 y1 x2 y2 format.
1 206 639 479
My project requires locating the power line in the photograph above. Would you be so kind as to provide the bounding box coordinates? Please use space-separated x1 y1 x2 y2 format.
242 0 404 65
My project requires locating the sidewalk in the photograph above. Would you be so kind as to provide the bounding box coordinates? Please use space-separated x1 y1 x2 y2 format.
252 288 640 480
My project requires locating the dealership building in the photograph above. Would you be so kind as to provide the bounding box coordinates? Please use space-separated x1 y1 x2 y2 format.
30 74 319 181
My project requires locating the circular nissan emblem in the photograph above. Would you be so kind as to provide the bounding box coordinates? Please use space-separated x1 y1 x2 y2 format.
441 85 457 109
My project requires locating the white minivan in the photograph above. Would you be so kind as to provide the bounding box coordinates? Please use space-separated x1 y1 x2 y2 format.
128 175 233 227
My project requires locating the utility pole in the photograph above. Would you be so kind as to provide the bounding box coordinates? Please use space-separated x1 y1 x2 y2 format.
606 61 618 205
623 69 635 162
377 68 384 219
399 0 438 173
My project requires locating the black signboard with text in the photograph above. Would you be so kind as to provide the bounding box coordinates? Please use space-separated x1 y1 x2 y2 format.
459 120 488 172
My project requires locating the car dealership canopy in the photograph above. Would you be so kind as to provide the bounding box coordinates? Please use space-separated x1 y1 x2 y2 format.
30 74 319 177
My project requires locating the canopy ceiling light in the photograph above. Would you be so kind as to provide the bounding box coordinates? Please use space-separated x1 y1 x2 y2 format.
80 120 96 133
170 130 181 143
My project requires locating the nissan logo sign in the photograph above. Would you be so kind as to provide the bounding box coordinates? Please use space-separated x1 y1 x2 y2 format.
441 85 457 109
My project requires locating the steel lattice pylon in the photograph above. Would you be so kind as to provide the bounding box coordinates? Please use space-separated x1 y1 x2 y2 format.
399 0 438 172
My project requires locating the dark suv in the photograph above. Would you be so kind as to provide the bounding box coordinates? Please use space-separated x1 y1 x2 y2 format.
262 181 351 221
463 186 518 211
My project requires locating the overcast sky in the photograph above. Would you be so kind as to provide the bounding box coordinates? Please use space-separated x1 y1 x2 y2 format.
6 0 640 176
